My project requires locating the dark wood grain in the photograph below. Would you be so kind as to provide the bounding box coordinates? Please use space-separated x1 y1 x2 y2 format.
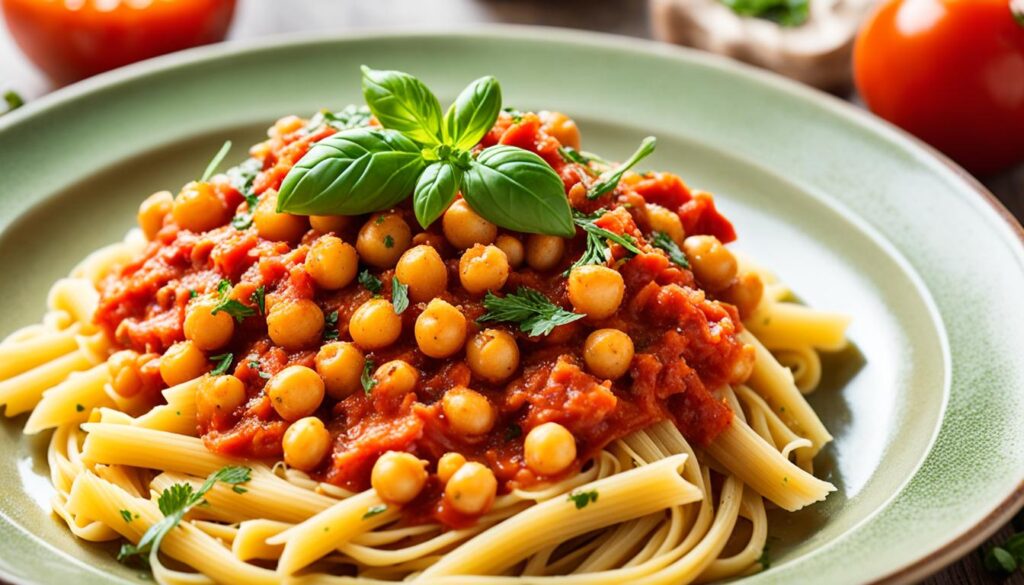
1 1 1022 582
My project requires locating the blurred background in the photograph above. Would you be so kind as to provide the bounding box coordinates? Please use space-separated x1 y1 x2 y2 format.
0 0 1023 582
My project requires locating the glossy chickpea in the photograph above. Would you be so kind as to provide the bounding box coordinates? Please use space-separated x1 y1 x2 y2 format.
442 386 496 435
373 360 420 398
265 365 325 421
309 214 353 234
349 299 402 350
683 235 737 292
371 451 428 505
567 265 624 320
539 111 581 150
253 191 308 242
357 212 411 268
315 342 365 399
305 236 358 290
647 203 685 245
583 329 635 380
267 298 324 350
184 297 234 351
525 234 566 271
197 374 247 414
159 341 207 387
466 329 520 383
282 417 331 471
720 272 764 319
524 422 577 476
444 462 498 515
437 452 467 484
414 299 467 358
172 182 228 232
108 350 144 398
138 190 173 240
442 200 497 249
395 245 448 302
494 234 524 268
459 244 509 295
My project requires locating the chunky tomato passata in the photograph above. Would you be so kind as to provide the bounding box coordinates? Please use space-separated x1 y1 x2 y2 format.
96 111 754 526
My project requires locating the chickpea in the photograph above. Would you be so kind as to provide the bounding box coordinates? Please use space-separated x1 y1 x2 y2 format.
306 236 358 290
647 203 685 245
525 234 566 271
108 350 144 398
253 191 308 242
494 234 524 268
309 215 353 234
282 417 331 471
567 265 624 320
583 329 635 380
197 374 247 414
444 462 497 515
372 360 420 397
356 212 412 268
466 329 520 383
442 386 496 435
371 451 428 504
683 235 737 292
349 299 402 350
395 245 448 302
265 365 325 421
458 244 509 295
315 342 365 399
184 297 234 351
138 190 173 240
524 422 577 476
414 299 467 359
442 200 497 249
539 111 581 151
437 452 467 484
172 182 228 232
720 272 764 319
267 298 324 350
159 341 207 387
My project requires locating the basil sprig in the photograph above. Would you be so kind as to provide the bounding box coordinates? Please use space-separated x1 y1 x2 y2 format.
276 67 574 237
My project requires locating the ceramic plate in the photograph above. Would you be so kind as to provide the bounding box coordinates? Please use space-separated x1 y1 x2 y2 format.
0 27 1021 585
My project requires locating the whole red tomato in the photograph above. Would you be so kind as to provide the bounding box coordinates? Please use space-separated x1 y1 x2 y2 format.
2 0 236 86
854 0 1024 175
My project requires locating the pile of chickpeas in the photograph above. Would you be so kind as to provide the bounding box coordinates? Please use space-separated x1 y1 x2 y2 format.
121 112 764 518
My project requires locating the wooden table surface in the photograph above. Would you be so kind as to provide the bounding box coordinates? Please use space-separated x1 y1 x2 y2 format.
1 1 1022 583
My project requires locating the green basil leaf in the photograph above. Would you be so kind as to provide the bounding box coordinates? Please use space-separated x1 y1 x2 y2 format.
443 76 501 150
413 161 463 228
276 128 426 215
462 146 574 237
361 66 443 146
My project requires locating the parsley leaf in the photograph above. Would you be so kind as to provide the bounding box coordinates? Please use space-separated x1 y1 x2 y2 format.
478 287 584 337
650 231 689 268
3 90 24 113
569 209 642 272
502 106 523 124
200 141 232 183
362 504 388 520
359 269 383 295
119 509 135 523
248 360 271 380
361 358 377 394
757 544 771 569
587 137 656 200
383 234 395 249
250 286 266 315
567 490 599 509
305 105 372 133
392 277 410 315
718 0 809 26
228 158 263 230
209 353 234 376
210 279 256 323
323 310 339 341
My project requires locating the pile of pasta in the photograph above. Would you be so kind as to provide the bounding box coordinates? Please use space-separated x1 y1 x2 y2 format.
0 229 849 584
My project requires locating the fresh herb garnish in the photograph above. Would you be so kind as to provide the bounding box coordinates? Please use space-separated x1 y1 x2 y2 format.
305 105 373 133
567 489 599 510
650 231 690 268
587 137 656 200
209 353 234 376
231 486 248 494
568 209 642 272
118 466 251 566
247 360 272 380
359 269 383 295
200 141 232 183
392 277 410 315
188 289 198 299
228 158 262 230
718 0 809 26
362 504 388 520
478 287 584 337
361 358 377 394
275 67 574 237
250 286 266 315
502 106 523 124
119 509 137 524
383 234 395 248
983 531 1024 575
3 90 24 113
323 310 340 341
210 279 256 323
757 545 771 569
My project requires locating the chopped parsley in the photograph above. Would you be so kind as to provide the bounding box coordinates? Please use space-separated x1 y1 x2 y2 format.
358 269 383 295
383 234 395 248
650 231 689 268
250 286 266 315
362 504 388 520
392 277 410 315
568 209 642 272
567 490 599 510
209 353 234 376
757 544 771 569
119 509 138 523
478 287 584 337
502 106 523 124
304 105 372 133
248 360 271 380
227 158 263 230
718 0 809 27
323 310 340 341
3 90 24 113
210 279 256 323
587 137 656 200
361 358 377 394
188 289 198 299
231 486 248 495
118 466 251 567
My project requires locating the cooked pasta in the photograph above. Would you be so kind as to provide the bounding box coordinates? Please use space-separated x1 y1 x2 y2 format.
0 67 852 584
